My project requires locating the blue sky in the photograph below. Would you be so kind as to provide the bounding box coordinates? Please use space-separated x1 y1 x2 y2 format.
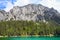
0 0 16 9
0 0 60 12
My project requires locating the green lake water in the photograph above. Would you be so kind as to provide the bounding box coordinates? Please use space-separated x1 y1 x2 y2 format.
0 36 60 40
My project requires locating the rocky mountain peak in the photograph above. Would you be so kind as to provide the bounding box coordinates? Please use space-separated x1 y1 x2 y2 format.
0 4 60 23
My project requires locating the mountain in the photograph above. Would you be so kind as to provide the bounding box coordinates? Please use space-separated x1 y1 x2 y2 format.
0 4 60 24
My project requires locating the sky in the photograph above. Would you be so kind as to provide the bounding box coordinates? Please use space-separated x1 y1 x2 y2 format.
0 0 60 12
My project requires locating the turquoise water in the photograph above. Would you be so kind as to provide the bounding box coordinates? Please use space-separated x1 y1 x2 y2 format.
0 36 60 40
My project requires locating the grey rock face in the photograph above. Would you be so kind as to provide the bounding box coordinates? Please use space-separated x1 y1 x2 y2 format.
8 4 48 21
0 4 60 23
0 10 7 21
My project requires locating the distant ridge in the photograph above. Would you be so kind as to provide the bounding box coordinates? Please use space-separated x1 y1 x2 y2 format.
0 4 60 24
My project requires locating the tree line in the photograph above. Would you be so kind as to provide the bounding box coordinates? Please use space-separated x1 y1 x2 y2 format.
0 20 60 36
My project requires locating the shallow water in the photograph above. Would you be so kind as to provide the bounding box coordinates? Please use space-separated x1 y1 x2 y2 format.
0 36 60 40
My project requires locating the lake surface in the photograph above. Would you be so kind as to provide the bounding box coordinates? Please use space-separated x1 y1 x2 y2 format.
0 36 60 40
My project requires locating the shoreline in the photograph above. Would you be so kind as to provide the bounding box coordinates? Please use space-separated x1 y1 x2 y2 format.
0 34 54 37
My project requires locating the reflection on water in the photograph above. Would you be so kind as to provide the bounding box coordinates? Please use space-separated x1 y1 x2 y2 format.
0 36 60 40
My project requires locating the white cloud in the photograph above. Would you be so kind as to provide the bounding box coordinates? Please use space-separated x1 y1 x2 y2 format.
14 0 41 6
14 0 30 6
4 0 60 12
4 2 13 12
40 0 60 12
40 0 55 8
4 0 31 12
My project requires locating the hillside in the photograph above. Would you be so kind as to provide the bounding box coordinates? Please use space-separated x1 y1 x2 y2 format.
0 4 60 24
0 4 60 36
